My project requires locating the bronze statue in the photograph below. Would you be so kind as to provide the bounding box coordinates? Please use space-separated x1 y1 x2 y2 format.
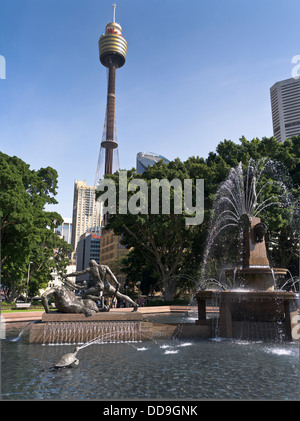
41 278 101 317
54 346 80 368
63 260 139 312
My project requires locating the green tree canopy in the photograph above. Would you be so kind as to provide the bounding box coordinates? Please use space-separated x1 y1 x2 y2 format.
0 152 72 300
98 165 201 301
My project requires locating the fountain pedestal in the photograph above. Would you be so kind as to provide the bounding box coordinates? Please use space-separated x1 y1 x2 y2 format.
195 290 298 340
223 217 288 291
29 312 143 344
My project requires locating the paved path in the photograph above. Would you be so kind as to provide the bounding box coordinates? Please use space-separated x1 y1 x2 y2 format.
2 311 45 323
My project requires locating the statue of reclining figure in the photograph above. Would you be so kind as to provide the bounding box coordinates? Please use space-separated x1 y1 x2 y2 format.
63 260 139 312
41 278 102 317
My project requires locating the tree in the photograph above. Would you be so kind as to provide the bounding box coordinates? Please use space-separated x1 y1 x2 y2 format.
97 163 204 301
120 249 160 296
0 152 72 300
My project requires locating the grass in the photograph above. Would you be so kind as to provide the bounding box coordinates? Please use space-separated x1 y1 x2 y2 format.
1 307 46 313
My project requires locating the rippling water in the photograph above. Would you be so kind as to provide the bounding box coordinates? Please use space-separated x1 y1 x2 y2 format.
1 324 299 400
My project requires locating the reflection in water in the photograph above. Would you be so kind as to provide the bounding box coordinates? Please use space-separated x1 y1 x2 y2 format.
1 325 299 400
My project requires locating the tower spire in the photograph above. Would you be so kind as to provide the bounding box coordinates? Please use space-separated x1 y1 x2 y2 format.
113 4 116 23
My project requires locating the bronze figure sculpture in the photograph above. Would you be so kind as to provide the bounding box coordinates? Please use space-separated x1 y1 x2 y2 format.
63 260 139 312
41 261 139 316
41 278 100 317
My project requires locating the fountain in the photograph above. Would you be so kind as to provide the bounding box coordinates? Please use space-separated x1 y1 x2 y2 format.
28 261 204 344
195 159 299 341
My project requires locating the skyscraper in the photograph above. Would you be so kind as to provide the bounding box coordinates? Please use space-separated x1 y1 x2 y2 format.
76 232 101 283
71 179 102 252
136 152 170 174
270 77 300 142
55 217 72 244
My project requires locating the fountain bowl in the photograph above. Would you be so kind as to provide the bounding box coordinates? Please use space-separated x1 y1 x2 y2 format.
223 266 288 291
195 289 299 341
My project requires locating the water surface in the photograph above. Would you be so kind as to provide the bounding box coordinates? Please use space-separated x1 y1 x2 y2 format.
1 324 299 400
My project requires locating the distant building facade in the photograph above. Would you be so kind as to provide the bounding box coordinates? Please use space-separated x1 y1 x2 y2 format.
270 77 300 142
99 229 127 286
71 179 102 252
136 152 170 174
55 217 72 244
99 230 126 266
76 232 101 283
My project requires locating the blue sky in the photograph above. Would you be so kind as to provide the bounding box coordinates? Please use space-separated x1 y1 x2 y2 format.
0 0 299 218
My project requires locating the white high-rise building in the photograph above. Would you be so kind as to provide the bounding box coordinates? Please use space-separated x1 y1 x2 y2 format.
71 179 102 252
55 217 72 244
270 77 300 142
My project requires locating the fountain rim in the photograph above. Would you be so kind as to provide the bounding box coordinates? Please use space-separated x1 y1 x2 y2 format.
195 290 298 300
41 312 143 323
222 267 288 275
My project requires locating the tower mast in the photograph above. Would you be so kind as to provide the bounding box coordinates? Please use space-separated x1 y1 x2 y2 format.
112 3 116 23
95 4 128 182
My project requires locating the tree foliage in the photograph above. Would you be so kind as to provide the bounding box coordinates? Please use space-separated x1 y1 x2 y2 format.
0 152 72 300
98 166 201 300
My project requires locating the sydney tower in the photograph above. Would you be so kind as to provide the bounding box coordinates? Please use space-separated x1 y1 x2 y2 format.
95 4 128 183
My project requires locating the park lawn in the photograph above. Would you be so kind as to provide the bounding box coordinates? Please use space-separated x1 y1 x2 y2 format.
1 307 48 313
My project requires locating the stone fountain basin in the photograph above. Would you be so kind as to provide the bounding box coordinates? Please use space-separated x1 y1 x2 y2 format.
196 288 297 301
196 290 298 318
224 267 288 275
222 267 289 291
195 290 299 340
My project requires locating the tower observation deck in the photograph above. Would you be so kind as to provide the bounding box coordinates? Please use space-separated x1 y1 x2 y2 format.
95 4 128 183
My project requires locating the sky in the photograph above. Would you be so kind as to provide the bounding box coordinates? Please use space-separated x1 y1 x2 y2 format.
0 0 299 218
